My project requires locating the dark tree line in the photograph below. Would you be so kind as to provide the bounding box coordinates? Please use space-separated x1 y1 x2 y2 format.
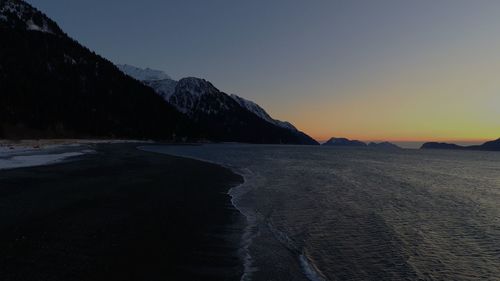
0 8 195 139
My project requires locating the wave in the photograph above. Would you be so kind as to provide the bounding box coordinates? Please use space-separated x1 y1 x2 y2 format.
228 169 260 281
267 220 328 281
300 253 328 281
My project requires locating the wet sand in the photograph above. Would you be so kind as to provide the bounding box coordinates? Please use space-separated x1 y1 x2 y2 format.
0 143 244 281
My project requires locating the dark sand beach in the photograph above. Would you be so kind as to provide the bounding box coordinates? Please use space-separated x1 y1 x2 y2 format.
0 143 244 281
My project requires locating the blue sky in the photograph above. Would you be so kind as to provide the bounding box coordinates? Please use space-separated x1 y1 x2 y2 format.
27 0 500 141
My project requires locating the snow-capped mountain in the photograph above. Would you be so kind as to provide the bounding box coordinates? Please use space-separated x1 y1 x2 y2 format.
117 64 172 81
117 65 318 144
116 64 178 100
169 77 238 115
118 66 301 132
142 79 178 100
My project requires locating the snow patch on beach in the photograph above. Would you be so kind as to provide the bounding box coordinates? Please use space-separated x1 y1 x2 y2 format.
0 152 86 170
0 139 153 171
0 150 94 170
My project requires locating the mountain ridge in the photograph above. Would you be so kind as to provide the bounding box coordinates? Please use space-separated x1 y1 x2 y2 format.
322 138 402 149
421 139 500 151
323 137 367 147
117 64 318 145
368 141 402 149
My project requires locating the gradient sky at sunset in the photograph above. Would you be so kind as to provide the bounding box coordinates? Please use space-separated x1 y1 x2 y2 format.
28 0 500 142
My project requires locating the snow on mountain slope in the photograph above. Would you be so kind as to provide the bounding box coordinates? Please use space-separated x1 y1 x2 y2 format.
169 77 234 115
167 77 298 131
0 0 59 34
117 64 299 131
230 94 298 131
143 79 178 100
117 64 178 99
117 64 172 81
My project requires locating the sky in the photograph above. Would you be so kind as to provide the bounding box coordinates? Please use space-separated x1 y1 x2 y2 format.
27 0 500 143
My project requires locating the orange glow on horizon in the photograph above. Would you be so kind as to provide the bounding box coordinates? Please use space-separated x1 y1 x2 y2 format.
312 135 495 144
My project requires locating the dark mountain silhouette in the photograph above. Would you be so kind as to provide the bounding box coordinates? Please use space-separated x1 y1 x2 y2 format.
368 141 402 150
421 138 500 151
468 138 500 151
323 137 367 147
0 0 195 139
420 142 463 150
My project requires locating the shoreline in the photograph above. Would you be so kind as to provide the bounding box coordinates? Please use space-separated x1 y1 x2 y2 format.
0 143 245 280
138 144 336 281
139 145 258 281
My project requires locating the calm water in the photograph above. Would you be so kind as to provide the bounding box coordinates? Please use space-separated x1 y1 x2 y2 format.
142 144 500 281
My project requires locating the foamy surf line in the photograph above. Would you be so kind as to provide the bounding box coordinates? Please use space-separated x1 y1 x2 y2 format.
0 150 94 170
229 169 259 281
267 220 328 281
300 254 328 281
137 145 258 281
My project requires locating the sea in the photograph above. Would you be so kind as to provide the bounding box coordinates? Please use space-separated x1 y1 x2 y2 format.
141 144 500 281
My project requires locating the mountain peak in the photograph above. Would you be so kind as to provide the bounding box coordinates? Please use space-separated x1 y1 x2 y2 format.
116 64 172 81
323 137 367 147
171 77 230 114
368 141 401 149
176 77 220 98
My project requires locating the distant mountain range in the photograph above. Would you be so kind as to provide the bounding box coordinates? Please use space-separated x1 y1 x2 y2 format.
117 65 318 145
322 137 401 149
421 139 500 151
323 137 367 147
367 141 401 150
0 0 317 144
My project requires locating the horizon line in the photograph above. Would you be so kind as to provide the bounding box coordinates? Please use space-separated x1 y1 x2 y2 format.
313 137 497 143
